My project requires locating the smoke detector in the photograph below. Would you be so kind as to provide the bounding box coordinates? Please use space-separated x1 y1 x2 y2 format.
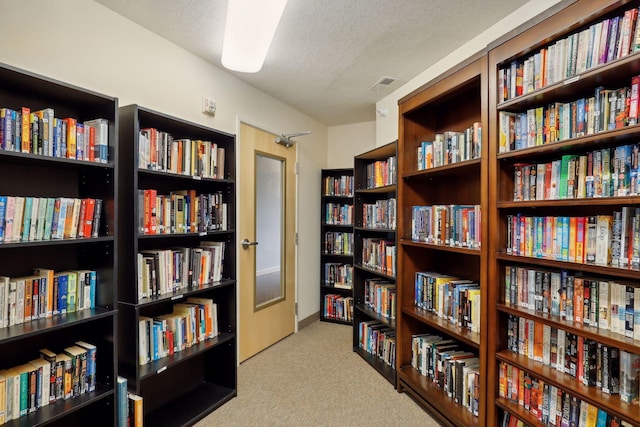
370 76 397 92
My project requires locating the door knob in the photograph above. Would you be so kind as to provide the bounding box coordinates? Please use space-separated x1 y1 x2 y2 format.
241 239 259 249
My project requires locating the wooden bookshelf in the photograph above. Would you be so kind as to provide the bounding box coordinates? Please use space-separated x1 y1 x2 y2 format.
352 142 398 386
0 62 118 424
320 168 354 325
397 52 488 425
487 1 640 425
117 104 237 424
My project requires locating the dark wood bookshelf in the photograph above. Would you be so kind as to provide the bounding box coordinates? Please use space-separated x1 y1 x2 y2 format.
397 52 488 425
0 62 118 424
352 142 398 385
320 168 354 324
486 1 640 425
117 104 237 423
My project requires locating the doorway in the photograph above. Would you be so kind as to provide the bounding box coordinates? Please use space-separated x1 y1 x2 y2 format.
238 122 296 362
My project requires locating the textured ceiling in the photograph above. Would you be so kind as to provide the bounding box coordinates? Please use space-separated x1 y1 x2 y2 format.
95 0 530 126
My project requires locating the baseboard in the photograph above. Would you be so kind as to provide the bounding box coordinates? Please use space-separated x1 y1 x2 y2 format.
298 311 319 330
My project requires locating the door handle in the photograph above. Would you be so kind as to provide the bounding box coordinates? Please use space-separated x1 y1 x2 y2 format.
241 238 259 249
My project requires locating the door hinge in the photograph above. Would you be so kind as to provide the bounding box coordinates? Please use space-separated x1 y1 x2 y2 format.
295 302 298 315
295 232 298 245
295 162 299 174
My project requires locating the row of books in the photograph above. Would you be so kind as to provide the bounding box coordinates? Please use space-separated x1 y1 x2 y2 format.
505 265 640 339
512 144 640 202
365 155 397 189
362 198 396 230
363 278 396 320
507 314 637 399
324 202 353 226
501 411 629 427
0 342 97 424
498 361 633 427
139 297 219 365
323 294 353 322
416 123 482 171
505 210 640 267
415 271 481 334
0 269 96 329
323 231 353 256
116 377 143 427
499 80 640 154
323 262 352 289
361 238 396 277
323 175 353 197
357 320 396 369
411 204 482 249
137 242 225 301
498 6 640 103
0 196 102 243
411 333 480 416
138 189 227 235
138 128 225 179
0 107 108 163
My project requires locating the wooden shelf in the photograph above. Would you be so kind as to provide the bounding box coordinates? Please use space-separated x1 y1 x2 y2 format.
354 226 396 233
402 305 480 348
401 238 481 255
497 196 640 209
402 158 481 180
495 398 545 427
355 304 396 329
355 183 397 194
497 351 640 425
398 367 479 427
353 263 395 280
131 279 236 308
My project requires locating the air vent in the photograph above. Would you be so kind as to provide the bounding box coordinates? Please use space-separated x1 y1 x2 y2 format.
369 76 398 92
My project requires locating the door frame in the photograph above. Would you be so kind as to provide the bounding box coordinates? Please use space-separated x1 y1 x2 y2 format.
235 117 299 364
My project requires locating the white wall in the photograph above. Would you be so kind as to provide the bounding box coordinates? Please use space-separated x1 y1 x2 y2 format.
0 0 327 321
375 0 564 146
327 121 376 168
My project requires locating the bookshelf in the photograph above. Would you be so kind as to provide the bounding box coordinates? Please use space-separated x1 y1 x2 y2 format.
397 52 488 427
488 1 640 426
320 168 354 325
0 62 118 424
116 104 236 425
352 141 398 386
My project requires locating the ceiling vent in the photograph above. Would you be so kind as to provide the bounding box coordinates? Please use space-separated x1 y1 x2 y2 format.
369 76 398 92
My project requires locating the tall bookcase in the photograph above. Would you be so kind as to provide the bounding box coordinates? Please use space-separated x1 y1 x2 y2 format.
320 168 354 324
488 1 640 425
117 104 237 426
397 52 488 427
0 63 118 424
352 141 398 386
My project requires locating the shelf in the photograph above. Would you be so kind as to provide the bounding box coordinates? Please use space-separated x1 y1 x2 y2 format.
355 184 396 194
497 351 640 425
138 168 234 184
497 196 640 209
320 316 352 326
497 303 640 355
146 382 236 427
356 304 396 329
321 223 354 228
401 239 481 255
0 308 115 345
353 346 395 386
322 194 354 199
320 284 353 292
0 236 114 249
321 252 353 258
353 263 395 280
402 158 481 180
127 279 236 308
137 230 235 240
354 226 396 233
0 149 115 169
398 367 478 427
496 252 640 281
402 305 480 348
5 384 114 427
139 332 235 380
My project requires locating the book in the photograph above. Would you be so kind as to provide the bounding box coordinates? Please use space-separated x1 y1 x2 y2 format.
116 376 128 427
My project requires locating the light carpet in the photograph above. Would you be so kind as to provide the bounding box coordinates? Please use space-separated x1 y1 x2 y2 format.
196 320 440 427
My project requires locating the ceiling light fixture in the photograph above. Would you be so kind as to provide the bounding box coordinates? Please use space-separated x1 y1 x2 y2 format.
221 0 288 73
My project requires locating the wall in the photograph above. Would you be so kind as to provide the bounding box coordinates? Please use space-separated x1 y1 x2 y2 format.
375 0 565 146
0 0 327 322
327 121 376 168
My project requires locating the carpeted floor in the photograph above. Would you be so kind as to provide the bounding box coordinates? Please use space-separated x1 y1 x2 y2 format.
196 320 440 427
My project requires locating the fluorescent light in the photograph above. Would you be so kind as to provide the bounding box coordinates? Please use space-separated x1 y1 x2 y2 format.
221 0 288 73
